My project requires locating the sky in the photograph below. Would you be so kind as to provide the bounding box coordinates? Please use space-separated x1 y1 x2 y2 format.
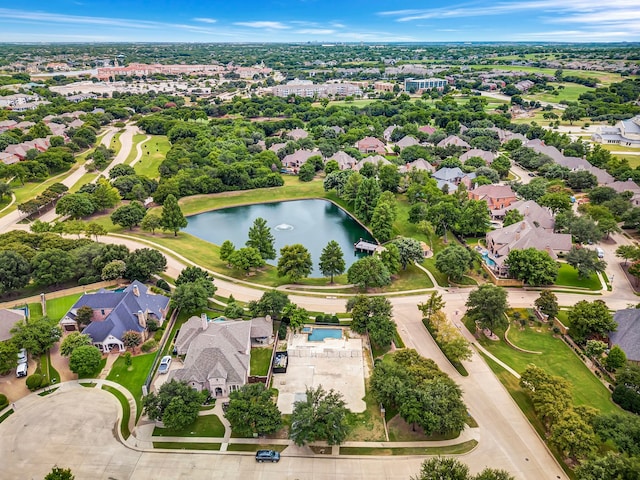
0 0 639 43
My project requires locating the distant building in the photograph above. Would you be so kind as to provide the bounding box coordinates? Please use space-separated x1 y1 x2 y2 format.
272 81 361 98
592 115 640 148
404 78 447 92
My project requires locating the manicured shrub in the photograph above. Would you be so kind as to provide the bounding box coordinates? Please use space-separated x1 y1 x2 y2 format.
153 330 163 342
123 352 132 367
315 314 325 323
0 393 8 409
277 323 287 340
140 339 158 353
156 279 170 291
26 374 48 391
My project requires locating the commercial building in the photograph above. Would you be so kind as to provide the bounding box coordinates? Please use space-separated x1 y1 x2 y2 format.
404 78 447 92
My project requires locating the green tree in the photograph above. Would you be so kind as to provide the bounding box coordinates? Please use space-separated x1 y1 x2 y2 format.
248 290 290 320
124 248 167 281
354 176 380 223
562 105 585 125
568 300 616 342
566 247 606 279
69 345 102 377
343 171 362 204
55 193 96 219
74 305 94 327
379 242 401 274
411 457 469 480
615 244 640 266
550 410 598 460
0 250 31 293
282 303 309 332
31 248 75 286
101 260 126 281
228 247 265 272
110 201 146 230
44 466 75 480
318 240 345 283
224 296 245 319
378 163 401 192
534 291 559 319
434 245 472 282
605 345 627 371
502 209 524 227
393 237 425 270
474 469 516 480
122 331 143 349
160 194 187 236
347 256 391 290
298 161 315 181
584 339 607 360
289 385 350 446
143 380 205 430
0 341 18 374
59 332 92 357
225 383 282 437
576 452 640 480
277 244 312 282
246 217 276 260
91 178 121 211
458 199 490 236
141 213 161 234
505 248 558 286
84 222 107 241
418 292 445 321
597 216 621 239
219 240 235 264
171 279 216 313
465 284 509 335
370 200 395 242
176 266 213 285
346 295 395 347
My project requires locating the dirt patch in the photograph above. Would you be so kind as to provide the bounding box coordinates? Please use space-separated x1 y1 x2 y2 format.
387 414 457 442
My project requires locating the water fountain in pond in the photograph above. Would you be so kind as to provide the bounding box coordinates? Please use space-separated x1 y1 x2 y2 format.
274 223 294 231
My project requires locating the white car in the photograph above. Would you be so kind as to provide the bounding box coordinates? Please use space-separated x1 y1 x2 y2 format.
17 348 27 365
158 356 172 374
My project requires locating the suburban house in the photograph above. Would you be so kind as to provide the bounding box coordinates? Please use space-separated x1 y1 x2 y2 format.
460 149 497 164
383 125 398 142
268 142 286 153
60 281 170 352
356 136 386 155
327 151 357 170
432 167 476 192
610 309 640 364
395 135 420 150
608 180 640 195
399 158 435 174
592 115 640 148
353 155 392 172
437 135 471 149
503 200 555 231
171 314 274 396
0 308 26 342
485 221 572 277
418 125 436 135
286 128 309 141
469 185 518 214
281 149 319 169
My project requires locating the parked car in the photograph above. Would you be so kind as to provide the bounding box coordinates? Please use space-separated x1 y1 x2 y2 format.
596 247 605 258
255 450 280 463
158 356 172 374
16 363 27 378
17 348 27 365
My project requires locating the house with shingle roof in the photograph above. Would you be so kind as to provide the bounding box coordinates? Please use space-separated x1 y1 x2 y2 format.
486 220 572 277
437 135 471 149
418 125 436 135
608 180 640 194
503 200 555 231
432 167 476 192
356 136 386 155
610 309 640 364
268 142 286 153
399 158 435 174
383 125 398 142
60 281 169 352
327 151 357 170
0 309 26 342
281 149 319 169
353 155 392 172
171 315 273 396
460 149 497 164
287 128 309 141
395 135 420 150
469 184 518 212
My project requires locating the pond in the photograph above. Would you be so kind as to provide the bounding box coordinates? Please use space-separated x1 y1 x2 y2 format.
184 199 376 275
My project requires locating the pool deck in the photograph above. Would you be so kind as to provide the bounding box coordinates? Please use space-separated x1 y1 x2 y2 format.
275 331 366 414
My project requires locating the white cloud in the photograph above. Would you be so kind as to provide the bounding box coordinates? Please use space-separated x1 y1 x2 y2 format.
233 21 290 29
193 17 217 24
295 29 335 35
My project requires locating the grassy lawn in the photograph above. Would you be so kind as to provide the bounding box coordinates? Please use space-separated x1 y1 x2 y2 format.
40 351 60 384
227 444 288 452
250 347 272 376
345 380 387 442
153 442 221 450
101 385 131 439
106 352 156 419
555 263 601 290
339 440 478 456
0 409 14 424
524 83 593 104
124 134 148 164
45 294 82 321
153 413 225 437
469 317 617 414
133 135 170 179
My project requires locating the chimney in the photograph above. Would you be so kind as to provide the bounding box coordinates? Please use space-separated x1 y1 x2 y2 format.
137 310 146 328
201 313 208 331
524 205 529 216
132 284 139 297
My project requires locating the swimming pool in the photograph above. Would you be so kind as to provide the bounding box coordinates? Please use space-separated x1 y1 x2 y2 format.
307 328 343 342
481 250 497 268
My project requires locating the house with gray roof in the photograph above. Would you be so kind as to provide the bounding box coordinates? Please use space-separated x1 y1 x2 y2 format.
485 220 572 277
287 128 309 141
395 135 420 150
60 281 169 352
504 200 555 231
432 167 476 192
592 115 640 148
0 309 26 343
171 314 273 396
281 149 319 169
327 151 357 170
353 155 392 172
610 309 640 363
608 180 640 194
460 149 497 164
437 135 471 149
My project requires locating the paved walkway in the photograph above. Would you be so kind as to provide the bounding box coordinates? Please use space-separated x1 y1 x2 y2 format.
129 135 151 167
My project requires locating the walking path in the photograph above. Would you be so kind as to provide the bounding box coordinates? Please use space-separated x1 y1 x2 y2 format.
130 135 151 167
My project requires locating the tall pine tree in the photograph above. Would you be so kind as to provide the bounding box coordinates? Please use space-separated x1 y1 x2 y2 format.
160 194 187 236
246 217 276 260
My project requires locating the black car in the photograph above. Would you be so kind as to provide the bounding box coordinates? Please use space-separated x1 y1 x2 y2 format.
255 450 280 463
